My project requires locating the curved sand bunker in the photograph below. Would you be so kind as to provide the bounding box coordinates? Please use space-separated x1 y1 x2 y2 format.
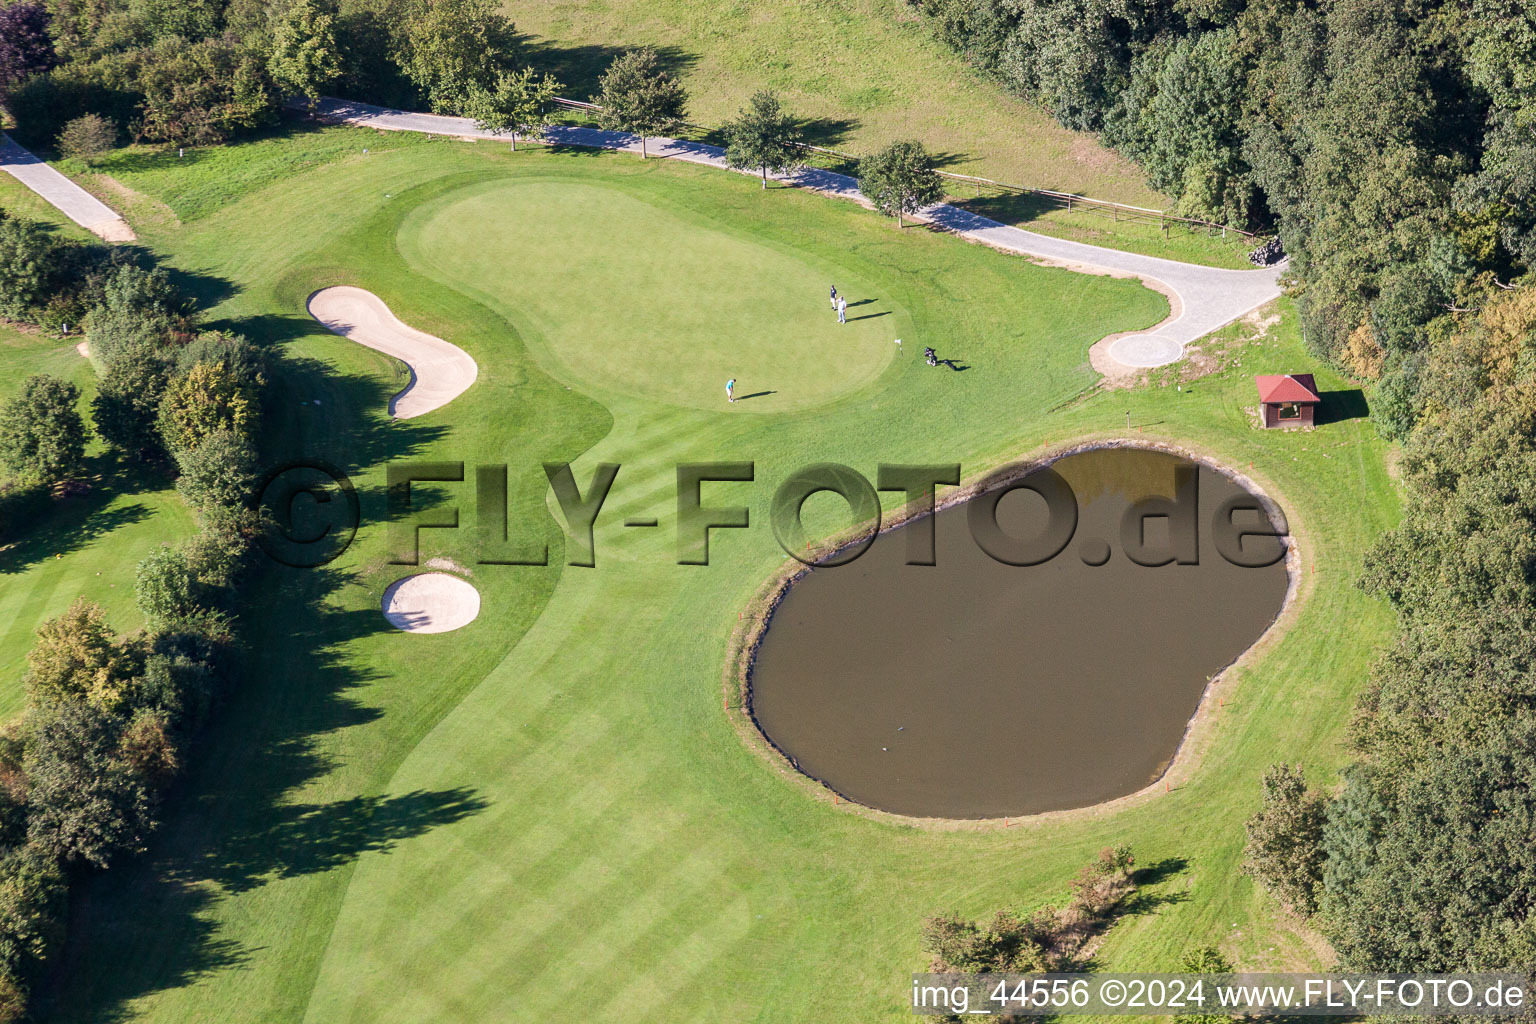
307 286 478 419
381 573 481 633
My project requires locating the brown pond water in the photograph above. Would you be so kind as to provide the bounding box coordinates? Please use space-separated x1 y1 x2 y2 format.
748 446 1291 819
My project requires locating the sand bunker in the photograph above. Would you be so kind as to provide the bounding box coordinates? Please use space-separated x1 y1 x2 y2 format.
381 573 481 633
307 286 478 418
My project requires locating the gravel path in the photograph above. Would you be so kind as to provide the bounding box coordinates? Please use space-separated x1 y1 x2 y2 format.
306 98 1284 369
0 133 135 242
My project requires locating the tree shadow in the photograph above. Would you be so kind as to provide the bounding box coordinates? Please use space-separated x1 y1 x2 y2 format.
799 116 860 150
1119 857 1191 917
516 38 697 103
1314 388 1368 426
949 191 1061 228
202 787 488 893
43 296 474 1020
0 452 176 575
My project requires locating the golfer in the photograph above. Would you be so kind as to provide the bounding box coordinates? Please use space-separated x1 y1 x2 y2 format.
830 284 838 309
837 295 847 324
726 378 736 403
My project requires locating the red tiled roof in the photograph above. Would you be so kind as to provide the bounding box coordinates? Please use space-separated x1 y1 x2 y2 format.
1255 373 1320 404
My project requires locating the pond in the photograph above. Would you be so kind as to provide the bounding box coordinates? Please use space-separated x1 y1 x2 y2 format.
746 445 1293 819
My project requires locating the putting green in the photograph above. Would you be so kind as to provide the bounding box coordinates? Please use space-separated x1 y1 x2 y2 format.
399 179 901 411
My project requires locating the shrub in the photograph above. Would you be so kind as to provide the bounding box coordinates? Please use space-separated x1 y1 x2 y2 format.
0 846 65 978
138 643 216 733
1173 945 1235 1024
83 306 176 371
182 524 249 591
55 113 116 161
117 711 179 786
0 217 62 321
174 430 258 532
173 331 266 390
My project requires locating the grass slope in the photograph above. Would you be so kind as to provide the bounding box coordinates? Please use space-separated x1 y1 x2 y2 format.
508 0 1160 204
28 127 1394 1024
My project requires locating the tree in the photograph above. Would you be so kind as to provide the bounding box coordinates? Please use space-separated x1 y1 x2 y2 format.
0 375 87 486
25 700 155 868
175 429 258 534
92 345 171 460
858 140 944 228
468 67 561 151
594 49 687 159
97 262 183 322
0 2 55 96
25 599 142 712
135 37 280 146
157 361 258 453
0 217 62 321
723 91 804 189
1242 764 1325 916
397 0 517 114
55 114 115 162
1173 945 1234 1024
267 0 344 106
135 547 204 630
0 847 65 980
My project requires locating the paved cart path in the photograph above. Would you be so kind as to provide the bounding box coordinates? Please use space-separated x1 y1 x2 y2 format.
307 97 1284 369
0 134 134 242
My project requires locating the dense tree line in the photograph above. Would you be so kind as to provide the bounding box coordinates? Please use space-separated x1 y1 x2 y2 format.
0 210 268 1019
909 0 1536 436
900 0 1536 977
0 0 554 148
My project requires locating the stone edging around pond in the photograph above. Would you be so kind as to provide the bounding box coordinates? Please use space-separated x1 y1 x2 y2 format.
720 435 1307 832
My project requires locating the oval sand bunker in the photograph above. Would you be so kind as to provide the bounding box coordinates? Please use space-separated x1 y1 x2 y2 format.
382 573 481 634
748 446 1292 819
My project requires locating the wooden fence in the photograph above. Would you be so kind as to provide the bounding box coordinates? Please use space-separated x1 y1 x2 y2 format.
548 98 1259 240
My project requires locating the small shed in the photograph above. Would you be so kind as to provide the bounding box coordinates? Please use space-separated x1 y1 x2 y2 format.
1255 373 1320 428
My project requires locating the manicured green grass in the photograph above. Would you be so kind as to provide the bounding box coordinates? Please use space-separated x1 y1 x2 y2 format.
402 178 901 410
63 125 437 223
24 128 1395 1023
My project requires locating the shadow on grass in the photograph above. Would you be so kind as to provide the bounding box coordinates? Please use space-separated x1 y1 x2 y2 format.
0 454 175 576
1314 388 1368 426
43 313 476 1022
518 38 697 103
